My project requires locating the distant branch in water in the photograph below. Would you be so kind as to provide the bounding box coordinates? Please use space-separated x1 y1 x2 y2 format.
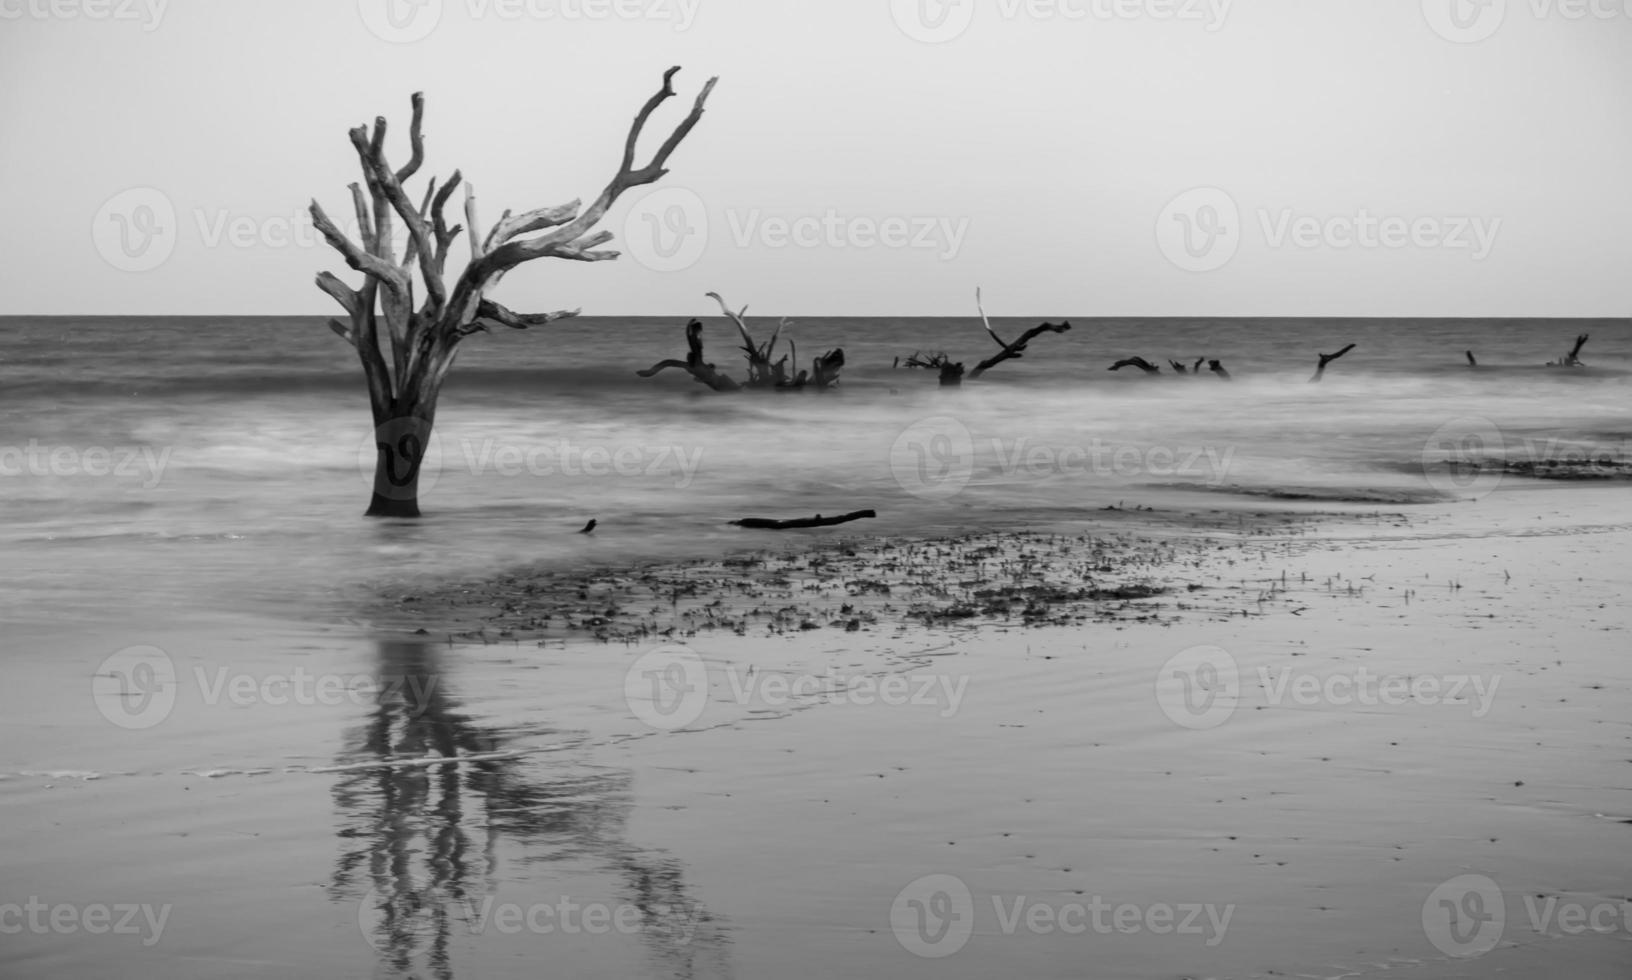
1310 343 1356 382
636 319 741 391
1547 333 1589 367
897 288 1070 387
639 298 844 391
967 288 1071 380
1109 357 1162 375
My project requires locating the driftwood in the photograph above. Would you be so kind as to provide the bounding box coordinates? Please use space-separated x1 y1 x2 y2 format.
1208 359 1231 380
636 319 741 391
898 351 965 386
1548 333 1589 367
706 291 790 387
642 295 843 391
312 67 717 516
1109 357 1162 375
900 289 1070 386
730 509 876 530
1466 350 1478 368
1310 344 1355 382
967 289 1071 379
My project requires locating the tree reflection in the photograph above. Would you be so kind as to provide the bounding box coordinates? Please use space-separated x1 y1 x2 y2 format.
330 639 731 979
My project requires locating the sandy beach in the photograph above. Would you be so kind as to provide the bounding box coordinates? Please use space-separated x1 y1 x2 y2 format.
5 484 1629 979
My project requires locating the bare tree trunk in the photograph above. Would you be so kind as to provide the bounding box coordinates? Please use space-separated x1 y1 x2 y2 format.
366 410 438 517
313 69 718 517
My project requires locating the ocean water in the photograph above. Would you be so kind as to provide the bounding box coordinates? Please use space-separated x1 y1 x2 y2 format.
0 315 1627 633
4 315 1632 980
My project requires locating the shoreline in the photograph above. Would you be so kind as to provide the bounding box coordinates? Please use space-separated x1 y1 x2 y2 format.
5 488 1630 978
364 506 1412 644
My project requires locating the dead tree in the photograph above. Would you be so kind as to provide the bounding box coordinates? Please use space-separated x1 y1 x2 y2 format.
311 67 718 517
636 320 741 391
1310 343 1355 382
706 291 791 387
641 296 845 391
1548 333 1589 367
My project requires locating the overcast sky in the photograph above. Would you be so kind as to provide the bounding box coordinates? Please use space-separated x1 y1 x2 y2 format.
2 0 1628 316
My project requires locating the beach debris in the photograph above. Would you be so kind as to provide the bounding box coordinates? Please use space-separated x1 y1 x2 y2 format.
730 509 877 530
1209 358 1232 380
897 288 1070 386
966 287 1071 381
898 350 966 386
1466 350 1478 367
636 319 742 391
640 294 845 390
1109 356 1162 375
310 67 719 518
1310 343 1356 382
1547 333 1589 367
579 519 597 534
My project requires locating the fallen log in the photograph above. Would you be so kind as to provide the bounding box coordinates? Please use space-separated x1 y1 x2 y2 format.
1310 343 1355 382
637 319 741 391
730 509 876 530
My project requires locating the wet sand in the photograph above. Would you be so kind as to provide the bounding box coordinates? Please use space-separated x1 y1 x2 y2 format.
3 488 1630 978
